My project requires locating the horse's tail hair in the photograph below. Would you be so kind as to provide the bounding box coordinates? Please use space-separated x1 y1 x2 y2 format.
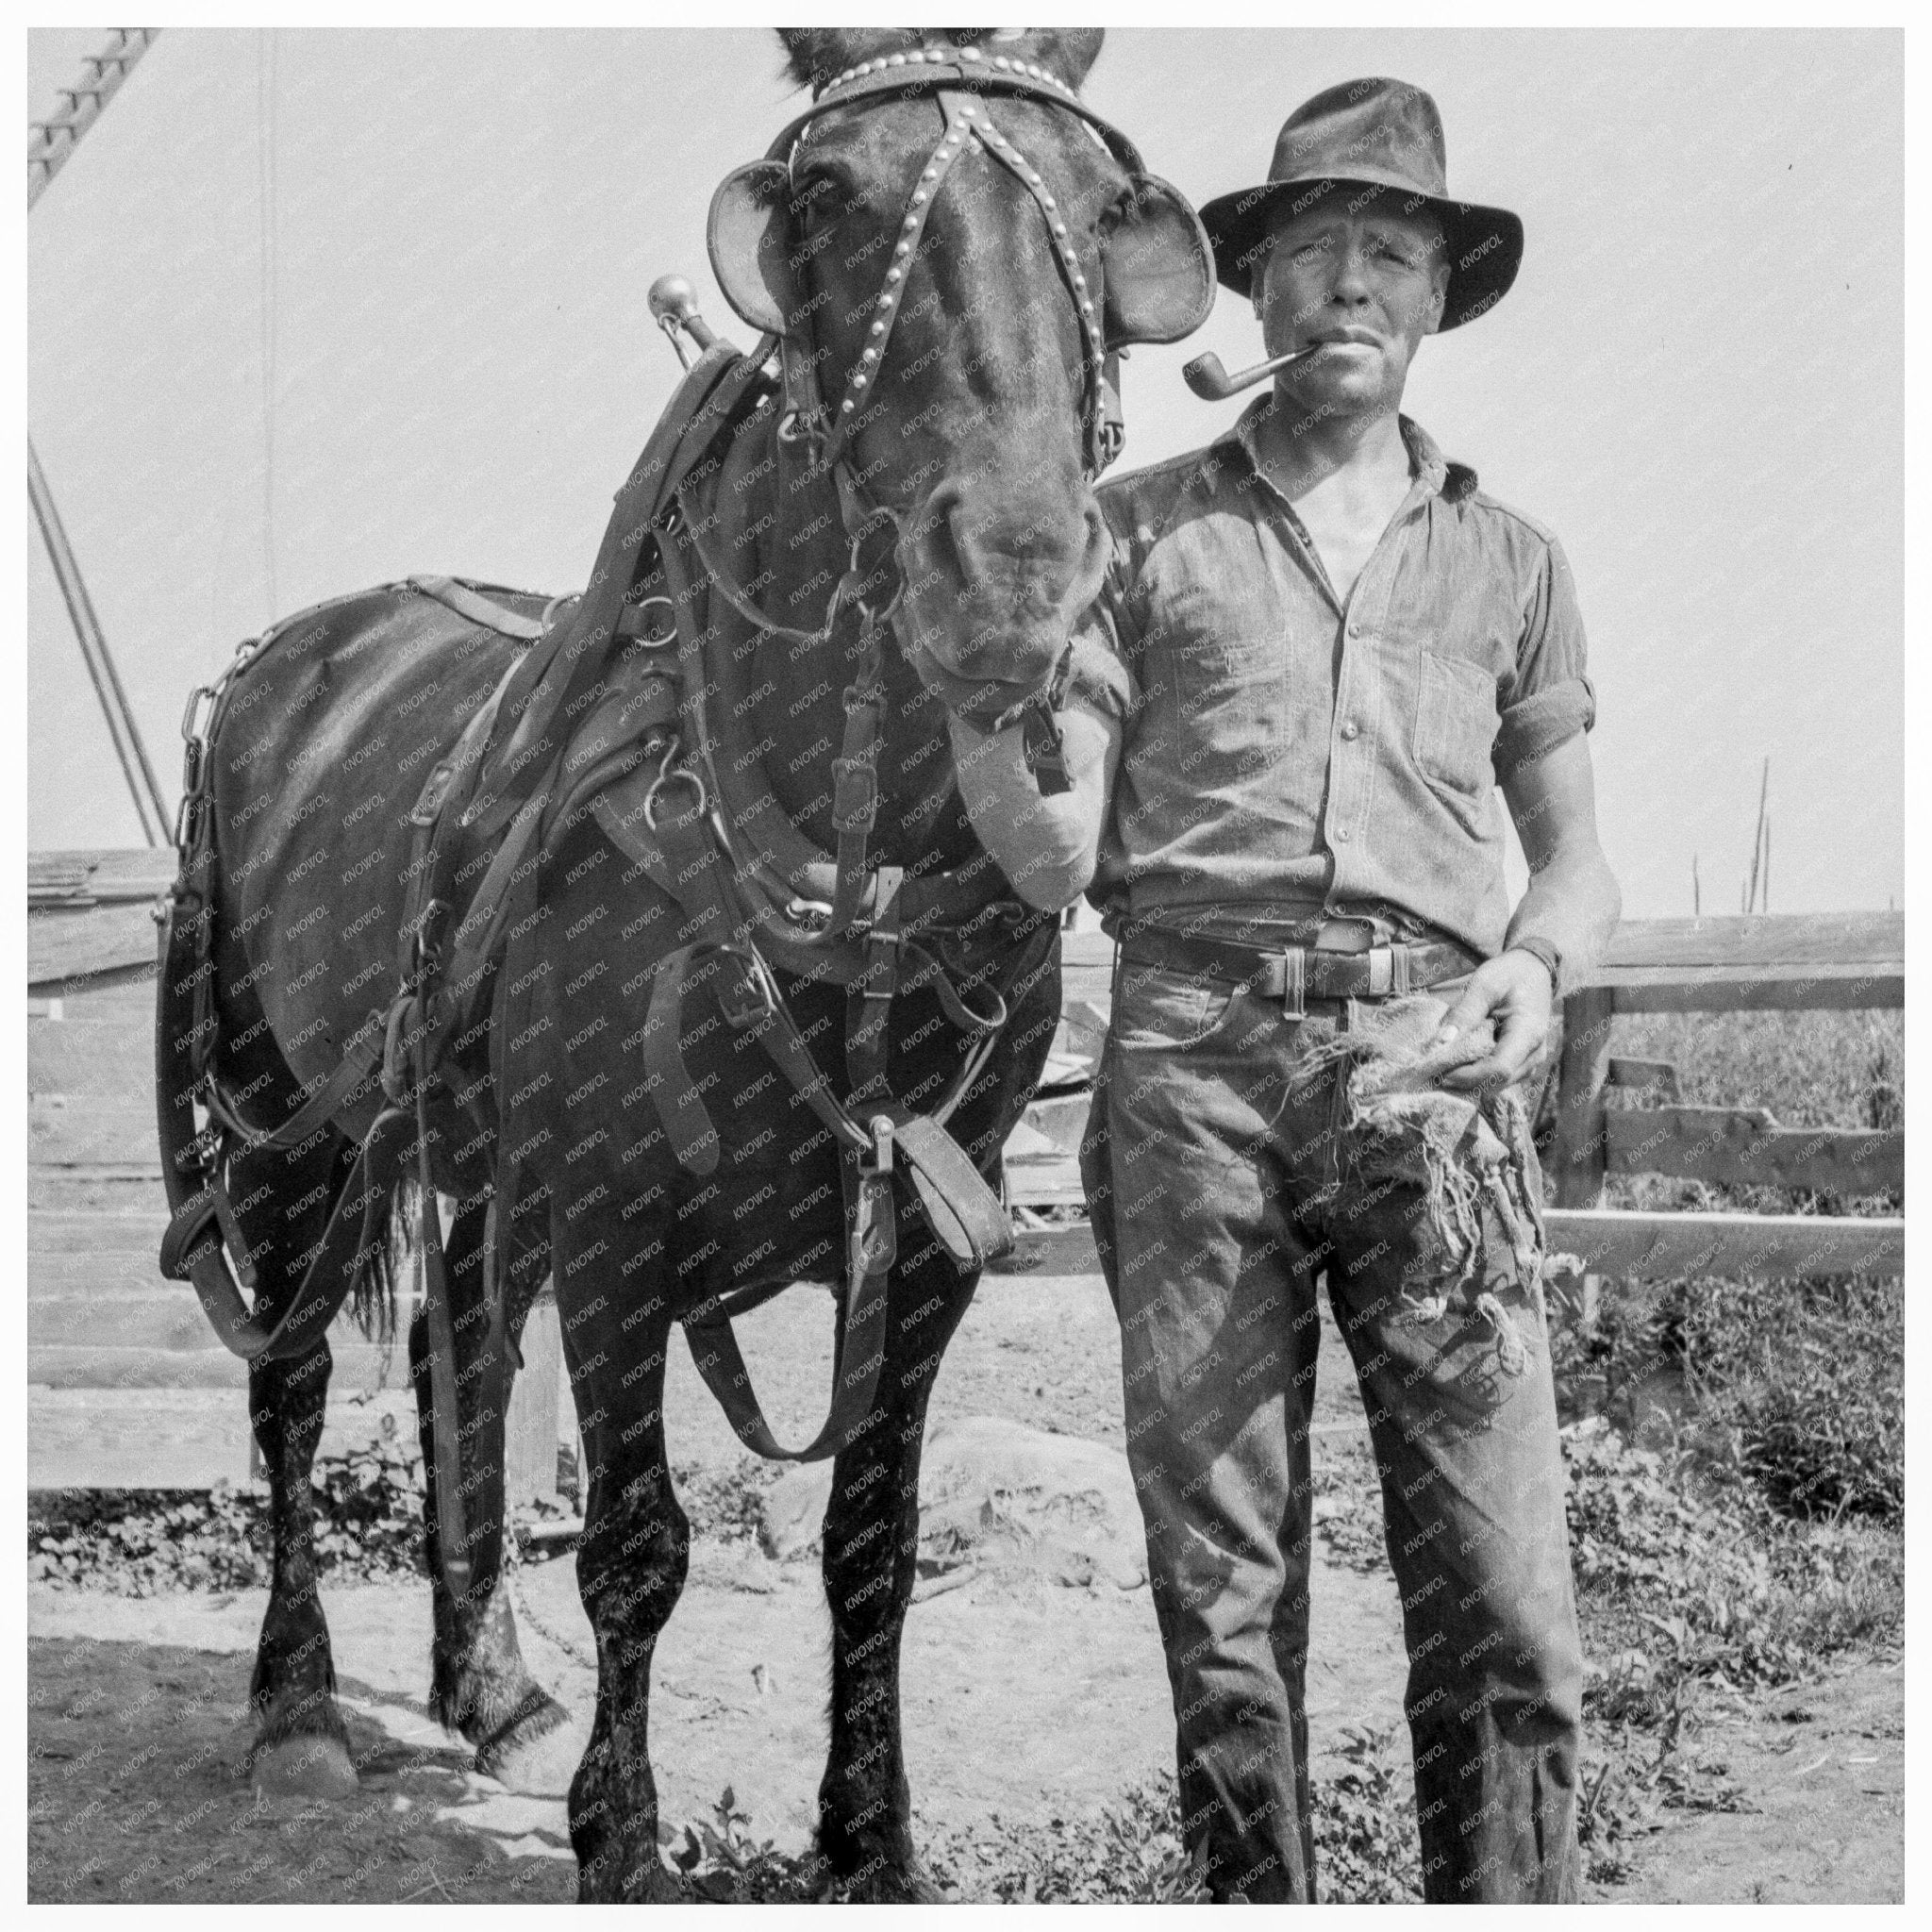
344 1147 422 1346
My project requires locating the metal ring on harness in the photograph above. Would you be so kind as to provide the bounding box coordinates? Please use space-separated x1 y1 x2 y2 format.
641 739 708 829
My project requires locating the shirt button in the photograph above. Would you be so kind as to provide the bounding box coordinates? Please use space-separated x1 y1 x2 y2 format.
1341 721 1360 741
1334 827 1351 841
1346 621 1363 637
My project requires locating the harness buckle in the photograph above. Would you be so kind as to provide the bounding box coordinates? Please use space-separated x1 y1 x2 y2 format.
714 945 781 1033
831 757 879 834
172 791 206 855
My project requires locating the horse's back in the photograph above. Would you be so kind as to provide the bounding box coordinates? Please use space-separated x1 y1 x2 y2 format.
208 582 541 1117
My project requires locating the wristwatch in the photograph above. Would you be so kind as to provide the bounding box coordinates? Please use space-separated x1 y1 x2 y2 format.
1509 934 1563 999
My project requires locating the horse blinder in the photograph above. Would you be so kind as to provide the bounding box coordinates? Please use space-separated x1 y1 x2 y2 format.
1100 172 1216 348
707 160 801 338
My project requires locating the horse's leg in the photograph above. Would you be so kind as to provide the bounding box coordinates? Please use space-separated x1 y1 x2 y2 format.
242 1136 359 1797
816 1234 975 1900
412 1193 570 1774
555 1238 687 1902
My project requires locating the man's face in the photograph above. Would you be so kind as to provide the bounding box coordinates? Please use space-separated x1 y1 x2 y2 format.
1256 188 1450 411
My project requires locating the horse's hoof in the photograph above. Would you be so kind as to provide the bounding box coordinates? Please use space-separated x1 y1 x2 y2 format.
481 1707 588 1796
250 1733 359 1798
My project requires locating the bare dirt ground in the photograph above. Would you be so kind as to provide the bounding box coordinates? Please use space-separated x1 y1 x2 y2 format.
27 1270 1904 1903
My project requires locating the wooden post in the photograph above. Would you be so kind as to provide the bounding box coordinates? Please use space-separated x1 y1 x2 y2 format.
505 1284 561 1509
1550 986 1616 1326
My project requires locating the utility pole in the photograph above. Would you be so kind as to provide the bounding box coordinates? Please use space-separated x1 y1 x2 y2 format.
29 27 170 845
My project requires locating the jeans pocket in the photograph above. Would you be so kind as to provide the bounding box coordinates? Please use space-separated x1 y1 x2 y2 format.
1112 962 1236 1053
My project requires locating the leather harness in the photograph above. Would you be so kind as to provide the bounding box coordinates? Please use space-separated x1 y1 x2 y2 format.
157 57 1136 1588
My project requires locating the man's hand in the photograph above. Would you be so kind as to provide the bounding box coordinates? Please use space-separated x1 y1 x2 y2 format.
1429 949 1554 1092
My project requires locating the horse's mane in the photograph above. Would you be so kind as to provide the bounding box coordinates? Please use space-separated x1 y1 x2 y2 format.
777 27 1102 95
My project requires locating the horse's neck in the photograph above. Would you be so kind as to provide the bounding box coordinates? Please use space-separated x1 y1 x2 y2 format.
701 416 973 874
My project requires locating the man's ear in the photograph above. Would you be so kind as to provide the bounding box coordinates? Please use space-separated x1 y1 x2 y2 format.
1423 261 1450 337
708 160 798 337
1101 174 1214 346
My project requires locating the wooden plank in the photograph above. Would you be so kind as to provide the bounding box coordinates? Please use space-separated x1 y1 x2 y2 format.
28 1210 167 1258
1606 1107 1904 1194
1552 990 1614 1204
48 974 157 1022
29 849 178 900
28 1386 416 1491
1608 969 1903 1014
31 1291 295 1353
27 901 161 990
1059 929 1115 1010
1019 1092 1091 1157
27 1342 407 1391
29 1169 168 1214
1546 1208 1904 1278
28 1016 152 1095
506 1291 561 1508
1006 1161 1088 1208
28 1091 160 1167
1005 1209 1904 1281
29 1388 253 1490
1606 1057 1680 1101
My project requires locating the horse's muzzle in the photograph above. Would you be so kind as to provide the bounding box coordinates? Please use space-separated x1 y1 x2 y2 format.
895 468 1109 714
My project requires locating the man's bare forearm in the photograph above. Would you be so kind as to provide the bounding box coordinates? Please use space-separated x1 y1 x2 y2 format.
1504 846 1621 991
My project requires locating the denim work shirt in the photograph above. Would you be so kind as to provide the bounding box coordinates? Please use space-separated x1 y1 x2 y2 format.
1078 405 1596 958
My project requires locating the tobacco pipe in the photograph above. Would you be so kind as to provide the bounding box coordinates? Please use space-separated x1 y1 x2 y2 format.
1181 342 1324 400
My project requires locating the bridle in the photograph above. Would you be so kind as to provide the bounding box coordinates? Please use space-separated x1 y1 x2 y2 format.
678 46 1148 660
772 49 1139 485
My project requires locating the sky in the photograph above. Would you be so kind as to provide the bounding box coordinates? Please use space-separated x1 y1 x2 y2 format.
26 26 1904 918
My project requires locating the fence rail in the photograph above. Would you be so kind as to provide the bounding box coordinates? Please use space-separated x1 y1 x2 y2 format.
25 854 1904 1490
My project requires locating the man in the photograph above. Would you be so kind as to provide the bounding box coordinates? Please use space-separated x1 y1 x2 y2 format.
949 76 1620 1902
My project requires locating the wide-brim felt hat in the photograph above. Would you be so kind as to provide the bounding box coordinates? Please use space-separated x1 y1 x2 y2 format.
1199 76 1523 330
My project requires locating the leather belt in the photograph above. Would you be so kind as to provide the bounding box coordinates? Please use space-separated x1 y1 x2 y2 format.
1120 924 1478 1013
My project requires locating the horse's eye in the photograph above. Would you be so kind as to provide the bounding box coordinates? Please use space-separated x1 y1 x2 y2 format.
791 175 846 232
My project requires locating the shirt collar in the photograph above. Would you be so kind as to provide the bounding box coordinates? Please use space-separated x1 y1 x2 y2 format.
1218 399 1480 505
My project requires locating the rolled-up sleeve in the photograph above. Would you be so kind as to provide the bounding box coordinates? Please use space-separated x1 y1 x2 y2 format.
1493 533 1595 786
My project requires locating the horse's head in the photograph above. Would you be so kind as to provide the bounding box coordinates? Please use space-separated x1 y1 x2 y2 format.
708 27 1212 724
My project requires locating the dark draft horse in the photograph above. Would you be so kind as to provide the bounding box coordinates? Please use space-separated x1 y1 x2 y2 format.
162 25 1209 1902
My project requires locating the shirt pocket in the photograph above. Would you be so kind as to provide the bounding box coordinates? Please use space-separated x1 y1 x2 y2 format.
1157 638 1285 782
1411 650 1500 803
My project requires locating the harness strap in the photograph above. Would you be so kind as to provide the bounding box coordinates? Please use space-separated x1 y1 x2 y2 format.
890 1108 1012 1270
642 946 724 1175
408 575 548 641
158 881 418 1365
199 1011 387 1155
467 344 772 841
413 998 477 1602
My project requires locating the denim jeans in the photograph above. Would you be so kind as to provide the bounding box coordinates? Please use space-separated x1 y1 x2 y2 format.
1081 962 1584 1903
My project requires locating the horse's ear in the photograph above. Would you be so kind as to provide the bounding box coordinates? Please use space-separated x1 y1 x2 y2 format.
708 161 799 337
1023 28 1104 91
1101 174 1215 346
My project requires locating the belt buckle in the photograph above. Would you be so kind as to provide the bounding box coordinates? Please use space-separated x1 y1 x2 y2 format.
1311 916 1375 955
1366 945 1395 997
